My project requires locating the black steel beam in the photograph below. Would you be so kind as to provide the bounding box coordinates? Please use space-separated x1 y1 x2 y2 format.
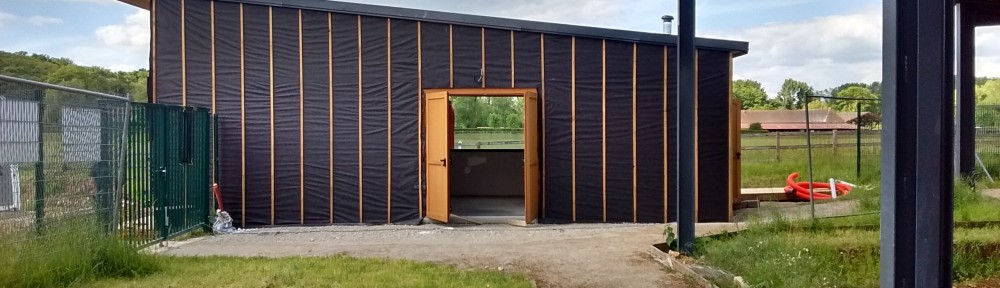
957 3 976 177
880 0 955 286
676 0 696 256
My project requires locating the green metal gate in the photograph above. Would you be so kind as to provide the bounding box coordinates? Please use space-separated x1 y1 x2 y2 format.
122 103 212 247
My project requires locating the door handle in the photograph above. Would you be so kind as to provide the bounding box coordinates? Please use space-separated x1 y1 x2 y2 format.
440 158 447 167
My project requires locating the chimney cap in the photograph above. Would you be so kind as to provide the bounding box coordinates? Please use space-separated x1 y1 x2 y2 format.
661 15 674 22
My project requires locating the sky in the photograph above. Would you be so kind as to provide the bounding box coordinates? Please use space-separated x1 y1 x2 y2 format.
1 0 999 95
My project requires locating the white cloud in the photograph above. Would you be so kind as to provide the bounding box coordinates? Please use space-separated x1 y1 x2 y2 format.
977 27 1000 78
712 7 883 94
95 10 149 53
0 11 16 28
27 16 63 26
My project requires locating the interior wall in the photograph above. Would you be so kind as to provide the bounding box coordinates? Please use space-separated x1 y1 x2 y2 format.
152 0 737 226
450 150 524 197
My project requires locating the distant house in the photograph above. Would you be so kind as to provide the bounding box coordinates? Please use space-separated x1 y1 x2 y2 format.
741 109 876 131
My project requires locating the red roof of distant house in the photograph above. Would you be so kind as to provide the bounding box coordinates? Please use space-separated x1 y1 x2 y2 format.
740 109 869 131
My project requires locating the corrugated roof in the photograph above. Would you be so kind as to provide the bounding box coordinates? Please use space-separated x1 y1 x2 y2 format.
121 0 749 55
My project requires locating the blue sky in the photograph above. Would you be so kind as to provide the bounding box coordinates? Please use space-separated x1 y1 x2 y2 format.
1 0 998 94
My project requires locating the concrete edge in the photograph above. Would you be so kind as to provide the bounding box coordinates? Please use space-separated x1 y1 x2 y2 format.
647 244 749 288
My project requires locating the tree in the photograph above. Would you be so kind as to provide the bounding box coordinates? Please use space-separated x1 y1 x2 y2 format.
976 79 1000 105
775 79 815 110
832 86 880 114
732 79 775 110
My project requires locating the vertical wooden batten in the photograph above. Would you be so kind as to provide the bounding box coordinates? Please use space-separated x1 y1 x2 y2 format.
387 18 393 222
210 1 216 112
601 39 607 223
239 3 246 224
417 21 423 218
357 15 363 223
268 7 275 225
510 31 514 88
298 9 305 224
570 36 576 222
327 12 334 223
180 0 186 106
151 0 157 103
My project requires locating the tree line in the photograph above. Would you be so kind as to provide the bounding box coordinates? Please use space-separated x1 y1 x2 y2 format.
734 76 1000 115
0 51 148 102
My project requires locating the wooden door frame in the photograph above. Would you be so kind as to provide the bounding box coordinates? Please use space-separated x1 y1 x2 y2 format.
421 88 541 224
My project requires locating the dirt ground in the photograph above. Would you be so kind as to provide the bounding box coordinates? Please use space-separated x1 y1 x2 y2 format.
161 223 696 288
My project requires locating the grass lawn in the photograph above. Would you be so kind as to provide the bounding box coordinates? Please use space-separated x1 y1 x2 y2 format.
81 256 532 288
698 184 1000 287
741 147 881 188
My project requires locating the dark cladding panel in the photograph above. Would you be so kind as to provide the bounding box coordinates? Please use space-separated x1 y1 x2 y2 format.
271 7 301 225
542 34 572 223
635 43 666 223
301 9 332 224
331 13 361 223
212 1 244 226
360 16 389 223
421 22 450 89
697 50 731 222
603 40 634 223
513 32 542 88
573 37 603 222
155 0 182 105
184 0 212 108
389 19 421 223
666 46 678 222
484 28 512 88
452 25 482 88
241 4 272 226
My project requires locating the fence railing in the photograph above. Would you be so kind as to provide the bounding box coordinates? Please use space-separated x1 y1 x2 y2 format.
0 75 213 254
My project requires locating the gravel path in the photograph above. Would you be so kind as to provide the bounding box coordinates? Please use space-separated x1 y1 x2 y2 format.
162 223 692 288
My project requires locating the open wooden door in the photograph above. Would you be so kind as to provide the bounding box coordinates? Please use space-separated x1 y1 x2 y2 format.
425 91 450 223
523 91 540 223
728 98 742 221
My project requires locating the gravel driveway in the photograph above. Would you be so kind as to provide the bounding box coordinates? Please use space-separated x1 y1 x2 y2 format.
161 223 691 288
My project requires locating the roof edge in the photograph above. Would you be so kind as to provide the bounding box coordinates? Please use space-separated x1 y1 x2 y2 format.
123 0 749 56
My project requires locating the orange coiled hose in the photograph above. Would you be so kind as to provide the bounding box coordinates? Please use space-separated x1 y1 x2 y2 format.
783 172 852 200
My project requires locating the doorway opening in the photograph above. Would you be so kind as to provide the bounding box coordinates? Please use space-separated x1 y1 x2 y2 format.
424 88 539 225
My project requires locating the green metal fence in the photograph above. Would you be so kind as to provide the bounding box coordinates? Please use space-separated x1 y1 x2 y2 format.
121 103 213 247
0 74 213 253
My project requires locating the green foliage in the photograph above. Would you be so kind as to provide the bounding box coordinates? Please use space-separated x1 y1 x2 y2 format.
748 122 763 131
775 78 815 110
451 96 524 129
732 79 776 110
832 86 880 114
976 79 1000 105
0 50 148 102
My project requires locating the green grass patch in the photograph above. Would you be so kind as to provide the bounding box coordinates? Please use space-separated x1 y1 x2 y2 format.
699 183 1000 287
0 218 160 288
81 256 532 288
741 147 880 188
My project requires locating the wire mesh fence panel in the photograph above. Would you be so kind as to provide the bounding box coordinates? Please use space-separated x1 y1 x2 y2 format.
977 105 1000 182
1 75 214 258
0 76 129 274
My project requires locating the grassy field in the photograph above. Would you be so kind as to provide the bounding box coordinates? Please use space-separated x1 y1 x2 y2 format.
740 147 881 188
82 256 532 288
698 183 1000 287
742 131 881 148
454 131 524 149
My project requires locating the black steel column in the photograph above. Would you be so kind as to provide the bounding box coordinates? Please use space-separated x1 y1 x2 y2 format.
880 0 955 286
956 4 976 177
676 0 696 255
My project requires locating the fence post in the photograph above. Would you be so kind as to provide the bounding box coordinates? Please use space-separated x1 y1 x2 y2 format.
832 129 838 155
33 89 45 233
856 103 862 179
775 131 781 161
